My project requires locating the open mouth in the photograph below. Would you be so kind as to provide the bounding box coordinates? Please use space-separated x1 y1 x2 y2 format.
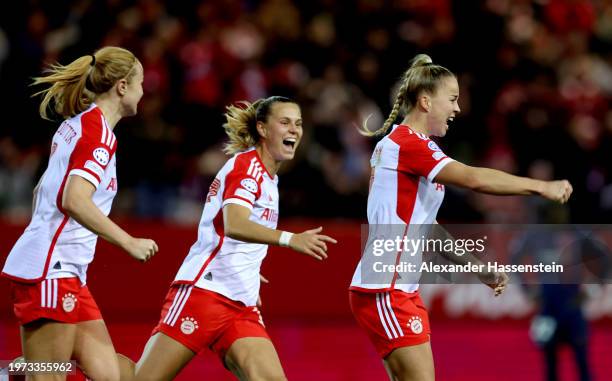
446 115 455 127
282 138 297 149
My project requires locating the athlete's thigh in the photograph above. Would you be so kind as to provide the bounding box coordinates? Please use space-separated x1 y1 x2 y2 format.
384 342 435 381
133 332 195 381
224 337 286 381
72 319 120 381
20 319 76 381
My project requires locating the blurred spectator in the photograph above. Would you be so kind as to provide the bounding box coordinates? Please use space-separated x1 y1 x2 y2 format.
0 0 610 222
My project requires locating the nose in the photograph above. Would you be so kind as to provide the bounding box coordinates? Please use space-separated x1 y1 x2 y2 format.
289 122 301 135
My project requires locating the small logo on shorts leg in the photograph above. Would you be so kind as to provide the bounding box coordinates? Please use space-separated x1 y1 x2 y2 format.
180 317 199 335
62 293 77 313
408 316 423 334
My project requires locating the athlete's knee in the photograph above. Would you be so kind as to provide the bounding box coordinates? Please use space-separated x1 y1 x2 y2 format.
393 367 434 381
238 356 286 381
244 370 287 381
81 358 121 381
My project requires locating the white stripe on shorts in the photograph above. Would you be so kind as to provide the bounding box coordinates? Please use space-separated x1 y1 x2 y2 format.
52 279 58 309
376 292 396 339
169 286 193 327
163 285 186 325
41 280 46 307
46 279 52 308
384 292 404 337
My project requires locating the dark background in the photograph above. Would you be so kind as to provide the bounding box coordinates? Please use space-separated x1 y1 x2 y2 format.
1 1 611 380
0 0 610 224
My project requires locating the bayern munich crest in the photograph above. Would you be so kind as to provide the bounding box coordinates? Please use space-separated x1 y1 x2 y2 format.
62 293 77 313
408 316 423 334
180 316 199 335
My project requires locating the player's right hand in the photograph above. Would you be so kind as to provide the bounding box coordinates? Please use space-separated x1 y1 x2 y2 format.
125 237 159 262
289 226 337 261
541 180 572 204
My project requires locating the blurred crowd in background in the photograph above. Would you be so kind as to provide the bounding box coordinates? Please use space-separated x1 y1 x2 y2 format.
0 0 610 224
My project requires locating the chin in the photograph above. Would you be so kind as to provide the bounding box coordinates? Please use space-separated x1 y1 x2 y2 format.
276 152 295 162
434 126 448 138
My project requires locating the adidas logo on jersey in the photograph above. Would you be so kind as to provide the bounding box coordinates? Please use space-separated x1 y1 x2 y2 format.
204 272 213 281
247 158 263 181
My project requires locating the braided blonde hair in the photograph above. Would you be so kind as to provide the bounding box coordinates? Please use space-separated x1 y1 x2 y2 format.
360 54 454 136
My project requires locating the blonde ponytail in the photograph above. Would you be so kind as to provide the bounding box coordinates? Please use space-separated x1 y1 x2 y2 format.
222 96 297 155
32 46 138 120
359 53 453 137
222 100 262 155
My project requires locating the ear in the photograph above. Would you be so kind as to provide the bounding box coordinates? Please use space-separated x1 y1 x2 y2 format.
418 94 431 112
256 121 267 139
116 78 128 97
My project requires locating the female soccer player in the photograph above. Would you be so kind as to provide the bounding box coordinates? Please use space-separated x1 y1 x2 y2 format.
2 46 158 380
349 54 573 381
133 96 336 381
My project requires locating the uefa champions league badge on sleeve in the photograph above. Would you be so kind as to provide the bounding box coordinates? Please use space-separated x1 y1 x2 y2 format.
93 147 110 166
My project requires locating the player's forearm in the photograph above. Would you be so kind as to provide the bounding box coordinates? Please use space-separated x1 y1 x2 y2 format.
432 223 484 268
62 196 132 250
469 167 544 196
224 217 283 246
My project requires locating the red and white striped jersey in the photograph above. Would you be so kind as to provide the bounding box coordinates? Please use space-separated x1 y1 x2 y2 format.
350 124 454 293
2 104 118 284
173 148 279 307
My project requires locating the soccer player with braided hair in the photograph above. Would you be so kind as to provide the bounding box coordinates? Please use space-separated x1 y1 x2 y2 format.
349 54 573 380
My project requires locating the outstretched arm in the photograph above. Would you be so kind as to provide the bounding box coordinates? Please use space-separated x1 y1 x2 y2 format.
431 222 508 296
223 203 337 261
434 161 572 203
62 175 158 262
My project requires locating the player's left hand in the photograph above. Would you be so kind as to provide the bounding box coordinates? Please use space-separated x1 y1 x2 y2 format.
478 270 509 297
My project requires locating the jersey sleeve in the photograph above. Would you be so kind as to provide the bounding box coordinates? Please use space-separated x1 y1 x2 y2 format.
221 164 262 211
397 137 454 182
68 111 116 189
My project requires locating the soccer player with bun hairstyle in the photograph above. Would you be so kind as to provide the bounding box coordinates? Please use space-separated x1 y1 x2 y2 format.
2 46 158 380
350 54 573 381
134 96 337 381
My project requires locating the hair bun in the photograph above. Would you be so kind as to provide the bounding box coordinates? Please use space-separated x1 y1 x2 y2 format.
410 54 433 68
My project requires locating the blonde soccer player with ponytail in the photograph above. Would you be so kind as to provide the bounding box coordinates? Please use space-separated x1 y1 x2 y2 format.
2 47 158 380
349 54 573 381
133 96 337 381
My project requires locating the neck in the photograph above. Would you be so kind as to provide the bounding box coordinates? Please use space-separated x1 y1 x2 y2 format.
255 145 281 177
401 112 429 136
94 95 122 129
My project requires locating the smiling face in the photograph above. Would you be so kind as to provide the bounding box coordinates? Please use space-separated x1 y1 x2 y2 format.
426 75 460 137
257 102 303 162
